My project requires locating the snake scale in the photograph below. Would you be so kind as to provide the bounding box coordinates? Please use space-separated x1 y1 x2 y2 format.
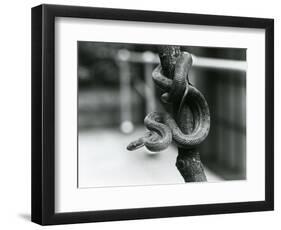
127 51 210 152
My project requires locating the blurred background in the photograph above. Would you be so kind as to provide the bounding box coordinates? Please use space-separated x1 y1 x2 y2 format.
78 41 246 188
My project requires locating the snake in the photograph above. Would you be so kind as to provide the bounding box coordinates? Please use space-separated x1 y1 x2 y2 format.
127 52 210 152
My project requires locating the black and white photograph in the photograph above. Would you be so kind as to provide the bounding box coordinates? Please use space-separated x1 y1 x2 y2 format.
78 42 246 188
30 4 274 225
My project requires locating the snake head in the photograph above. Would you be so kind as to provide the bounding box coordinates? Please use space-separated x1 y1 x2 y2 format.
127 138 145 151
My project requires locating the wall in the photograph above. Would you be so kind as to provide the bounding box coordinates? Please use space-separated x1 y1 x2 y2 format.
0 0 279 228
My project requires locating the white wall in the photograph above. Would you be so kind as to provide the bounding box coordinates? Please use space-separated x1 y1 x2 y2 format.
0 0 279 228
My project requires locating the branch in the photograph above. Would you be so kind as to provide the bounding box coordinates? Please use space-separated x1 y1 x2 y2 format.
158 45 207 182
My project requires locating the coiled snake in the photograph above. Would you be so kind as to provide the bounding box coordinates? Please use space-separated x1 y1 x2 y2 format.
127 52 210 152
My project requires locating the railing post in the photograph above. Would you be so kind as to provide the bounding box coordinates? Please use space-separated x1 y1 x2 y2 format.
118 50 134 134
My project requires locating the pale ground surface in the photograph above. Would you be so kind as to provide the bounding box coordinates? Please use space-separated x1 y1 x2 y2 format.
78 128 222 188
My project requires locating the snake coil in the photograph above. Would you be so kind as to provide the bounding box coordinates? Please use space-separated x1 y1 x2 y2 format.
127 52 210 152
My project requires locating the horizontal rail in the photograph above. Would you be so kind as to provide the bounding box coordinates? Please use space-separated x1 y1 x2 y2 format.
117 49 247 72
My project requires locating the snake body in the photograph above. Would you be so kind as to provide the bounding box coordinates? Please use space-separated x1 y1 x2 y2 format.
127 52 210 152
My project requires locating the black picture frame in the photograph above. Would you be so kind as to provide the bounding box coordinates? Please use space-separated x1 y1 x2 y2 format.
31 4 274 225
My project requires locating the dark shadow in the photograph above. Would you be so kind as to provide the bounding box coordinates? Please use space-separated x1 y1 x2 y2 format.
18 213 31 222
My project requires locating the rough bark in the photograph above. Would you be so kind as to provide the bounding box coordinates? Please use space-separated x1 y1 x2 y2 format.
158 45 207 182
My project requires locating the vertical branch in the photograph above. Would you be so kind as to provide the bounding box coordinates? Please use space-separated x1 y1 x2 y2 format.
158 45 207 182
158 46 181 82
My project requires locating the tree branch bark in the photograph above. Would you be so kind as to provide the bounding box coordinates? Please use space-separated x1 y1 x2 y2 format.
158 45 207 182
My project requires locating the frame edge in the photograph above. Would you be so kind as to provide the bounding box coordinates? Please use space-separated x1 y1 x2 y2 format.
265 19 274 211
31 4 44 225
